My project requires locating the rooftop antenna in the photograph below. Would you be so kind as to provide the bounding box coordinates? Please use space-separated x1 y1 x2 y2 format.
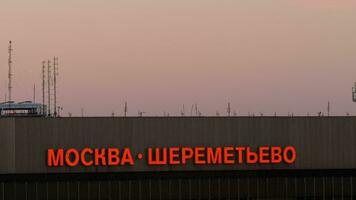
327 101 330 116
124 101 128 117
53 57 59 117
57 106 63 117
47 60 51 116
353 82 356 102
180 104 185 116
227 102 231 116
138 111 146 117
33 84 36 103
195 104 198 116
197 110 202 117
42 61 46 115
8 41 13 103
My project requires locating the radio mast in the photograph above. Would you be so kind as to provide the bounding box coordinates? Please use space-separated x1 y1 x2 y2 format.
53 57 58 117
47 60 51 116
42 61 46 115
8 41 13 102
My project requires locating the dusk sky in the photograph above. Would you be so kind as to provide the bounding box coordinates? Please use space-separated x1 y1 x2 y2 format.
1 0 356 116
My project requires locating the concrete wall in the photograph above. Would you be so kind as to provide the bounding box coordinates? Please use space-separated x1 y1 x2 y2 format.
0 117 355 174
0 118 15 173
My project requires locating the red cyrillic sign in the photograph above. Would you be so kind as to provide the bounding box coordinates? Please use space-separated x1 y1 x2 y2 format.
47 146 296 167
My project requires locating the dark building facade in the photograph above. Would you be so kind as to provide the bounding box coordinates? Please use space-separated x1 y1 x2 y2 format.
0 117 355 199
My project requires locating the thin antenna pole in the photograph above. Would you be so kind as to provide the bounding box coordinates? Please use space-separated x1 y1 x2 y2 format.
47 60 51 116
138 111 146 117
57 106 62 117
124 101 127 117
353 82 356 102
33 84 36 103
227 102 231 116
8 41 13 102
42 61 46 115
181 104 185 116
53 57 58 117
327 102 330 116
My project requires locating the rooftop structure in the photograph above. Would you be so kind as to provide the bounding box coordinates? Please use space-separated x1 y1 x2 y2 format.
0 101 46 117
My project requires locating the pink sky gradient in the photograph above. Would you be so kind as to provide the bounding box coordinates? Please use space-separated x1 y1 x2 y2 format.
0 0 356 116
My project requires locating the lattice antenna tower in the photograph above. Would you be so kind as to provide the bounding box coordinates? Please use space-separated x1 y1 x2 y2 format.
53 57 59 117
42 61 46 115
47 60 52 116
8 41 13 102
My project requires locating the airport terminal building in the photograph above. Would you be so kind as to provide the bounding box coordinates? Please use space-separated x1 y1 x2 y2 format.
0 117 355 199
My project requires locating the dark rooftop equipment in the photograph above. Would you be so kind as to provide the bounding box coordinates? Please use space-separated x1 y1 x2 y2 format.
0 101 46 117
353 82 356 102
